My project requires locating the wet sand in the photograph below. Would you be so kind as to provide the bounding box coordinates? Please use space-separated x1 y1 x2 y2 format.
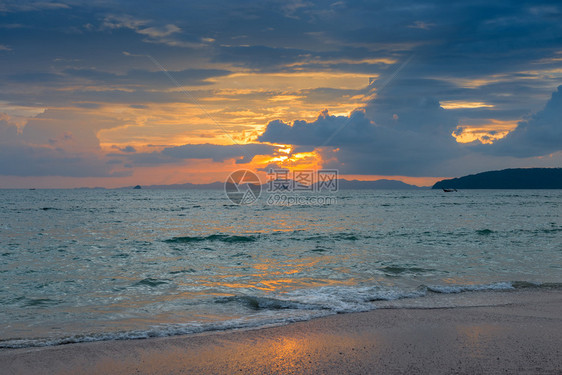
1 289 561 375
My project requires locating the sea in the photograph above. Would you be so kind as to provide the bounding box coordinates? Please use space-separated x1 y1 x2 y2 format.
0 188 560 348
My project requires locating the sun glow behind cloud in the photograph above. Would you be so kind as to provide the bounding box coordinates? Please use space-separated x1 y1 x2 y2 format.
254 145 323 172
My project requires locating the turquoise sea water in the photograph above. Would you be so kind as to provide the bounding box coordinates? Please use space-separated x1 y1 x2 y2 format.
0 189 560 348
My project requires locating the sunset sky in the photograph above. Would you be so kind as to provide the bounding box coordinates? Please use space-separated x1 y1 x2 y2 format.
1 0 561 188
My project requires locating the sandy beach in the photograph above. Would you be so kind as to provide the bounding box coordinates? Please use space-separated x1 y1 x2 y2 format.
1 289 561 375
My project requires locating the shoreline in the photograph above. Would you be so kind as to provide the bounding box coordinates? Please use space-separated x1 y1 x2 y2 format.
1 289 561 374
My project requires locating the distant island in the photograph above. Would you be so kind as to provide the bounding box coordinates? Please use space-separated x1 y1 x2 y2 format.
124 182 224 190
122 179 425 190
334 179 425 190
432 168 562 189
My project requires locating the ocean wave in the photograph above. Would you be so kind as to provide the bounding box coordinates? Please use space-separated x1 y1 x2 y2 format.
272 286 426 313
0 313 326 349
309 247 329 252
212 287 423 315
426 281 514 293
133 278 170 287
169 269 196 275
2 280 559 349
211 281 562 314
426 280 562 294
475 229 495 235
378 265 437 276
164 234 259 244
215 295 323 311
511 281 562 289
164 231 366 244
301 232 362 241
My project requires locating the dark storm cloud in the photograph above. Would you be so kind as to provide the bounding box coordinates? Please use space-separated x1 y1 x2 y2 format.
1 0 562 178
259 109 377 147
479 85 562 157
259 80 562 176
0 143 131 177
0 114 129 177
116 143 277 167
2 0 560 106
0 110 132 177
111 145 136 153
161 143 276 163
299 88 366 104
61 67 232 88
214 45 309 72
259 94 463 176
257 67 464 176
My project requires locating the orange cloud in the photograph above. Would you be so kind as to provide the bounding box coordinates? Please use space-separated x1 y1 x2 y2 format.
452 120 518 144
440 101 494 109
251 145 323 172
